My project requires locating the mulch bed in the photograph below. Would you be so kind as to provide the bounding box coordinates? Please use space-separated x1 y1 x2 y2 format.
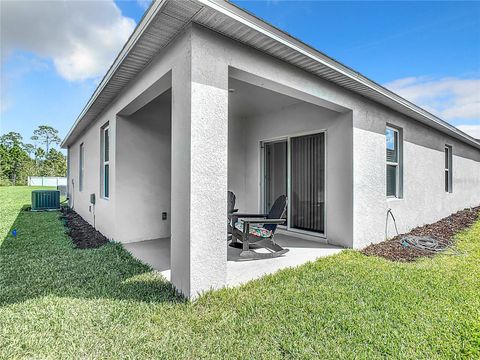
362 206 480 262
60 207 109 249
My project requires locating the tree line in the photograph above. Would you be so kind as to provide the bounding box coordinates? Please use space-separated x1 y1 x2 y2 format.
0 125 67 186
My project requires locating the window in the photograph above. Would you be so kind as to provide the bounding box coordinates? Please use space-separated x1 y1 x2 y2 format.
101 124 110 198
386 126 402 198
445 145 453 193
79 143 84 191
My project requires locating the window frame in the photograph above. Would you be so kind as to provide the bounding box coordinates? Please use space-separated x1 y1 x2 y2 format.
79 143 84 192
101 123 110 199
445 145 453 193
386 126 403 199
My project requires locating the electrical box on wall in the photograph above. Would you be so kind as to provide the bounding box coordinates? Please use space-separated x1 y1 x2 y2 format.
162 212 167 220
90 193 96 205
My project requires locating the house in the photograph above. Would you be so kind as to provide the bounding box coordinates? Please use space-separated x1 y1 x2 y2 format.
61 0 480 298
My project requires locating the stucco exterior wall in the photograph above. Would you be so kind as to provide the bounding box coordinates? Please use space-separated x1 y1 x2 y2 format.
194 24 480 248
67 29 190 241
172 26 229 297
67 27 230 297
115 92 171 243
68 23 480 249
353 110 480 248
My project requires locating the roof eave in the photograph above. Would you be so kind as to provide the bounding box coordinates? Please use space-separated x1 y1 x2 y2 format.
197 0 480 149
61 0 480 150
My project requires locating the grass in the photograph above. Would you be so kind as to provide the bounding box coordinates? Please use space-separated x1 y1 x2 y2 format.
1 186 479 359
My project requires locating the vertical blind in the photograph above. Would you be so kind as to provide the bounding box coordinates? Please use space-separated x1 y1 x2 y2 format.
290 133 325 233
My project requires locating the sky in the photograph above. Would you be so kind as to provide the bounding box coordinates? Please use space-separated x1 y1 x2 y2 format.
1 0 479 150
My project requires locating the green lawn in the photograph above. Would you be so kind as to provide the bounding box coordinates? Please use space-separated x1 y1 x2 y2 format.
1 186 479 359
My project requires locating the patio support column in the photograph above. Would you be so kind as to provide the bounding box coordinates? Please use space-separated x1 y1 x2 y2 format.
170 33 228 298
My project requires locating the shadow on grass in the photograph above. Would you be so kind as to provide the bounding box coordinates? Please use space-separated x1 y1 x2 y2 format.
0 205 183 306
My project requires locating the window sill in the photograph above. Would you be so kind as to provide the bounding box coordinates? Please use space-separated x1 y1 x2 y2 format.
387 197 404 202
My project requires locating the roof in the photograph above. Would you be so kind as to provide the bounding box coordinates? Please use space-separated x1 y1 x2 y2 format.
61 0 480 149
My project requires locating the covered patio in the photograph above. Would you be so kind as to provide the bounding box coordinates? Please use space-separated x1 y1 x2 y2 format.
114 59 353 297
124 234 342 287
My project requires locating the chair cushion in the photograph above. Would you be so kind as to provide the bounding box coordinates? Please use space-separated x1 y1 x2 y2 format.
234 222 272 238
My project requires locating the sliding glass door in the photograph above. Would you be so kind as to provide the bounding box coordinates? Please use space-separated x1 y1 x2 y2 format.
264 140 287 219
263 132 325 235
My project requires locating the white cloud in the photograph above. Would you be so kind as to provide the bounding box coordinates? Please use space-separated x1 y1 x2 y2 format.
456 125 480 139
384 76 480 121
1 0 136 81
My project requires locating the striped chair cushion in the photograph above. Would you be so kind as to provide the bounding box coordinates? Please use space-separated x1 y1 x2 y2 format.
234 222 272 238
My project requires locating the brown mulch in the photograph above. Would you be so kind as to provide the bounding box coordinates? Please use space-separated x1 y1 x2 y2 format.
362 206 480 262
60 207 109 249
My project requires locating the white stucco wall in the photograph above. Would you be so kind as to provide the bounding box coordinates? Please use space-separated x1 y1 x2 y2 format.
170 26 229 297
353 111 480 248
67 27 230 298
194 24 480 248
67 29 190 241
115 92 171 243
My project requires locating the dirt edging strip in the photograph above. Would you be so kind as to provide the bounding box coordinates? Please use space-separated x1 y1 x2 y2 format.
60 207 109 249
362 206 480 262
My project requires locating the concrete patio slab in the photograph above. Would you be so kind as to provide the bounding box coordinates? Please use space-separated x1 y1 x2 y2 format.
226 233 343 286
124 234 343 288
